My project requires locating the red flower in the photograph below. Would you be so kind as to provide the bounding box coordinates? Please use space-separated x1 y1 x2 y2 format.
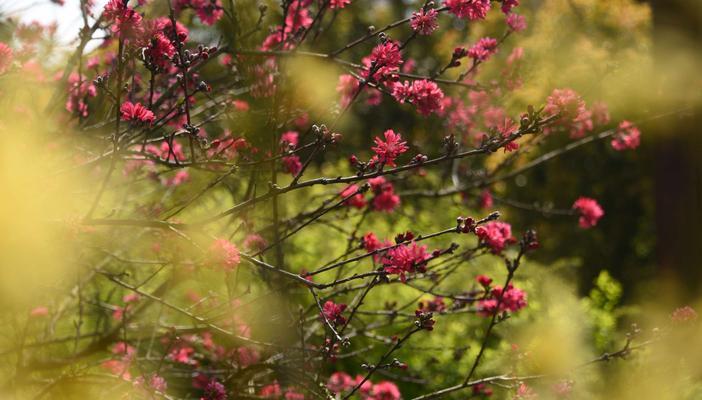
444 0 491 20
611 120 641 151
467 37 498 62
0 42 13 74
120 101 155 124
475 221 515 253
144 32 175 70
572 197 604 229
496 117 520 152
372 186 401 212
327 372 354 394
370 381 401 400
337 74 360 108
192 0 224 26
282 155 302 176
506 13 527 32
671 306 698 324
476 274 493 287
321 300 347 326
329 0 351 9
103 0 143 38
260 382 282 398
591 101 611 125
393 80 445 116
371 130 409 167
501 0 520 14
477 284 527 316
207 239 241 271
280 131 299 148
363 41 403 82
341 185 367 208
410 8 439 35
243 234 268 252
382 242 430 281
543 88 593 138
479 190 494 209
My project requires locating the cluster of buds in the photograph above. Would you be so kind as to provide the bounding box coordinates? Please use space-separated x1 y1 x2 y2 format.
313 124 342 145
442 134 459 155
449 47 469 68
394 230 415 244
456 216 476 233
173 46 218 68
361 358 408 370
414 310 436 331
321 338 341 362
520 229 539 251
410 153 428 165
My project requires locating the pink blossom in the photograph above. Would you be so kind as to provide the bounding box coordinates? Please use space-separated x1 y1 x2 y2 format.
572 197 604 229
543 88 593 138
120 101 154 124
393 79 445 116
611 120 641 151
363 41 403 82
162 170 189 187
0 42 13 74
280 131 299 148
514 382 538 399
497 117 519 152
444 0 491 20
232 99 250 111
479 190 494 209
418 296 446 313
671 306 697 323
103 0 143 38
282 155 302 176
501 0 520 14
477 284 527 316
321 300 347 326
372 130 409 167
243 234 267 251
362 232 383 252
260 382 282 398
30 306 49 317
591 101 611 126
341 184 367 208
337 74 360 108
506 13 527 32
144 32 175 70
169 345 196 364
146 141 186 162
483 106 506 128
552 380 573 397
372 187 401 212
235 346 260 367
327 372 354 394
382 242 430 281
476 274 493 287
329 0 351 9
468 37 498 62
208 239 241 270
475 221 515 253
369 381 401 400
202 378 227 400
185 0 225 26
410 8 439 35
284 389 305 400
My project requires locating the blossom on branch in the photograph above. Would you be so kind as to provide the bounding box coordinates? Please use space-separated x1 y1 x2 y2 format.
445 0 491 20
410 8 439 35
120 101 155 124
572 197 604 229
371 130 409 167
